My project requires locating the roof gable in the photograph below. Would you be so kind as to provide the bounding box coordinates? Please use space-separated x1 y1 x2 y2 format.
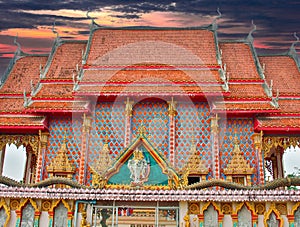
93 127 180 189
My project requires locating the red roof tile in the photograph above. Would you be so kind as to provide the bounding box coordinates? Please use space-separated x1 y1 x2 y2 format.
276 99 300 114
213 101 277 112
82 67 222 83
26 101 89 112
0 115 46 127
228 84 268 99
259 56 300 96
34 84 74 99
0 56 48 95
219 42 261 81
0 98 25 113
45 42 86 80
76 84 224 95
86 29 218 66
256 117 300 128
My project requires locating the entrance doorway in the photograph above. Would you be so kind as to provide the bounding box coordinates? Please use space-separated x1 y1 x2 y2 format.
91 201 179 227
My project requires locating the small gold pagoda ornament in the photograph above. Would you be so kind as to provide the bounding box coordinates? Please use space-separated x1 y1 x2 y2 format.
47 134 75 180
224 134 255 186
181 135 208 183
90 137 112 188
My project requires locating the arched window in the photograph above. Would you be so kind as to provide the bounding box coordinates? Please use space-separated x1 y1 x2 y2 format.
0 208 7 226
204 205 218 227
2 143 26 182
267 212 279 227
21 203 35 226
54 202 68 227
283 146 300 177
237 205 252 226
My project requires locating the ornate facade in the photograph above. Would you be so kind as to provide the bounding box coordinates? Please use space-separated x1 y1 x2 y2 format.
0 15 299 226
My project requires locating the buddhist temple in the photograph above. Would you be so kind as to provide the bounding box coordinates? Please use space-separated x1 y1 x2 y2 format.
0 13 300 226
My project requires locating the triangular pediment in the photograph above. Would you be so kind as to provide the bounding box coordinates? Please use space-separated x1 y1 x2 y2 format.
92 132 180 189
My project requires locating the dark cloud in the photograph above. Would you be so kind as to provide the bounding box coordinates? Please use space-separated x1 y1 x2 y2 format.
0 0 299 74
0 57 11 80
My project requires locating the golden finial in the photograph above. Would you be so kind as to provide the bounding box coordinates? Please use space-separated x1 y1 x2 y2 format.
167 97 177 116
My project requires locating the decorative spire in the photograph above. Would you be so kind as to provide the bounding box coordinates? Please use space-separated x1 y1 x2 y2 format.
183 135 208 175
247 20 256 43
138 124 147 136
91 136 112 176
47 133 75 176
167 97 177 116
124 97 134 116
224 133 255 175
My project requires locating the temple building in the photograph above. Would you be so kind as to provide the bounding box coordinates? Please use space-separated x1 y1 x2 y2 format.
0 15 300 226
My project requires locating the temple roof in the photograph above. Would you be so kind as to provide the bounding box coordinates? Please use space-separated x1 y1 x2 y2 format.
85 28 219 66
0 56 48 95
0 55 48 132
0 26 299 132
259 55 300 97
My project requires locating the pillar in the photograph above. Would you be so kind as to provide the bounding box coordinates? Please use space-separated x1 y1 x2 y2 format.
35 131 49 182
252 131 264 184
287 214 294 227
78 114 92 185
218 214 224 227
124 97 134 148
167 97 177 166
34 211 41 227
48 211 54 227
231 213 238 227
211 114 220 179
198 214 204 227
15 210 21 226
67 211 73 227
252 214 258 227
275 147 284 178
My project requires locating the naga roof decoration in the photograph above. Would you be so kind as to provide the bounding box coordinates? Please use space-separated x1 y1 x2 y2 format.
224 134 255 175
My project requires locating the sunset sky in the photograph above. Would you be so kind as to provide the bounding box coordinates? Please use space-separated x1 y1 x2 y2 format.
0 0 299 77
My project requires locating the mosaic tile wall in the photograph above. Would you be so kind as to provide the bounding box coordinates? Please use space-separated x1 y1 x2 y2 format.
89 102 125 162
219 118 256 181
175 102 211 169
46 115 82 180
131 100 169 157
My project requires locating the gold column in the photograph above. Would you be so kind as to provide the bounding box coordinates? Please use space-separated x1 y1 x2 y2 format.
79 114 92 184
35 131 49 182
211 114 220 179
252 131 264 184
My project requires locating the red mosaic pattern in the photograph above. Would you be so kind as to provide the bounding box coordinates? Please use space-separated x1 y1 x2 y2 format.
131 100 169 157
220 118 257 182
45 115 82 180
175 102 211 169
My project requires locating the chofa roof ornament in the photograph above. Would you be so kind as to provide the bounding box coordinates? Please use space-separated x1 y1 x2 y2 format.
288 32 299 66
247 20 256 43
211 8 222 31
51 20 60 39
